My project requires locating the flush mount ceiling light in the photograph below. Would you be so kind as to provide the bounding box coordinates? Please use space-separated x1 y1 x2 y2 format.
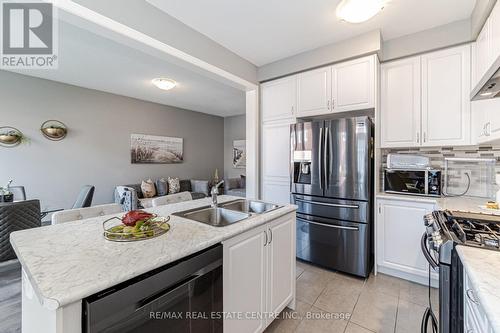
152 78 177 91
336 0 387 23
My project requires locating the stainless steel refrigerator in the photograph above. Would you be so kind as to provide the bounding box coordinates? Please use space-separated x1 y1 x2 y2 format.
291 116 373 277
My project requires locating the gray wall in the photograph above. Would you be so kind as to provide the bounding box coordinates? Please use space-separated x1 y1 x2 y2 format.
471 0 497 38
0 71 224 212
223 115 246 179
257 30 382 82
381 19 472 61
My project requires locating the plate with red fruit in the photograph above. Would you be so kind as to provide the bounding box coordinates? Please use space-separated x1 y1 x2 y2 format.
103 210 170 242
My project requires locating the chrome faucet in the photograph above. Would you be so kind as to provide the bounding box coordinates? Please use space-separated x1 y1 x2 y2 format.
211 180 224 208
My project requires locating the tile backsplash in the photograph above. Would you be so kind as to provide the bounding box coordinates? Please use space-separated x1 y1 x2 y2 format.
380 146 500 199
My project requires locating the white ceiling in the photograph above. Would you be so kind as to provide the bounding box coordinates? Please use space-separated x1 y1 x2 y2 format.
6 20 246 117
147 0 477 66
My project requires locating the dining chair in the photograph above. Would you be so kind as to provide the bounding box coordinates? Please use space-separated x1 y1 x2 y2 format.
0 200 41 262
72 185 95 209
51 203 123 225
41 185 96 222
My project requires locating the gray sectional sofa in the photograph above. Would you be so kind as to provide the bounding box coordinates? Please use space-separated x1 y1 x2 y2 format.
114 179 208 211
225 176 246 197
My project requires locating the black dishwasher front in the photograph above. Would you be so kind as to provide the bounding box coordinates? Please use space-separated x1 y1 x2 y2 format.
83 244 222 333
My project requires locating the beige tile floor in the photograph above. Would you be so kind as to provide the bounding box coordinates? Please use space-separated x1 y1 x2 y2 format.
265 260 439 333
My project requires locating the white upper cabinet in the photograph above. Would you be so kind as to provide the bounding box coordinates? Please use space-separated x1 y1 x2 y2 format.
380 56 421 148
261 76 296 122
473 98 500 144
491 2 500 66
421 45 471 146
380 45 471 148
332 55 376 113
473 0 500 90
296 66 331 117
475 18 491 86
295 55 376 117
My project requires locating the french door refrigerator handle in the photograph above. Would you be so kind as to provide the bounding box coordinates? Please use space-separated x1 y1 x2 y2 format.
300 219 359 231
318 127 323 190
324 127 329 189
295 198 359 209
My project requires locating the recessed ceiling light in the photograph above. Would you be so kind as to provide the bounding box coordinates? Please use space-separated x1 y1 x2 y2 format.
480 91 494 97
336 0 387 24
152 78 177 91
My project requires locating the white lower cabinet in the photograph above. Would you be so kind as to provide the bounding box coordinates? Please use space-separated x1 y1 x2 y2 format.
268 215 295 315
464 267 493 332
223 213 296 333
376 198 438 284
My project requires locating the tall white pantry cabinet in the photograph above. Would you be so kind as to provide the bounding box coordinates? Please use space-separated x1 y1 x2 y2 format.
260 76 296 204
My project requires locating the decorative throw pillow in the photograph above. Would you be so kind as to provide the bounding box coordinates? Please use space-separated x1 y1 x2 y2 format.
168 177 180 194
125 183 144 199
191 180 209 196
141 179 156 198
240 175 246 189
156 178 168 196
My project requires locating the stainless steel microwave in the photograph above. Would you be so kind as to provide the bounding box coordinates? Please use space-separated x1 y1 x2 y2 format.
383 168 441 197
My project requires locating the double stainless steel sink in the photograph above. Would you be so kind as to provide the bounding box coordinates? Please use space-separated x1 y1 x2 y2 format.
172 199 281 227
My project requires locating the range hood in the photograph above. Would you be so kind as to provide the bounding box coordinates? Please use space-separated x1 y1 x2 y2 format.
471 55 500 100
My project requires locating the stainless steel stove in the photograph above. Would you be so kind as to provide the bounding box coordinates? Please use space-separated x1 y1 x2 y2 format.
422 210 500 333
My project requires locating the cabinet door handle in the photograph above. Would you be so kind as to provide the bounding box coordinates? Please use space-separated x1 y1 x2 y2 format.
466 289 479 304
327 100 330 110
486 122 491 136
263 230 268 247
268 228 273 244
291 105 294 114
416 132 420 143
332 99 335 109
423 132 427 143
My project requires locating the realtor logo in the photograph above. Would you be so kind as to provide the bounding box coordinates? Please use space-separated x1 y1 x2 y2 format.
1 1 58 68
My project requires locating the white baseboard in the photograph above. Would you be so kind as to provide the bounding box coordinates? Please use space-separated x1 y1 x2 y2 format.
377 265 439 288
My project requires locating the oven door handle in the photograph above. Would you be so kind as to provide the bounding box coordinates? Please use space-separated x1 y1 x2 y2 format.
421 232 439 270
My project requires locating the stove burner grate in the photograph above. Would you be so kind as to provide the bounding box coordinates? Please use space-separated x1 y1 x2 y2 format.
446 214 500 250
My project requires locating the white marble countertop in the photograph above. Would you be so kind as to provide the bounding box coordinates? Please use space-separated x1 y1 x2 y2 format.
436 196 500 216
456 246 500 332
377 192 500 216
10 196 296 310
376 192 438 204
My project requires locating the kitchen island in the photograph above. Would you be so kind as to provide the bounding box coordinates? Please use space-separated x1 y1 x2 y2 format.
10 195 297 333
457 246 500 333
